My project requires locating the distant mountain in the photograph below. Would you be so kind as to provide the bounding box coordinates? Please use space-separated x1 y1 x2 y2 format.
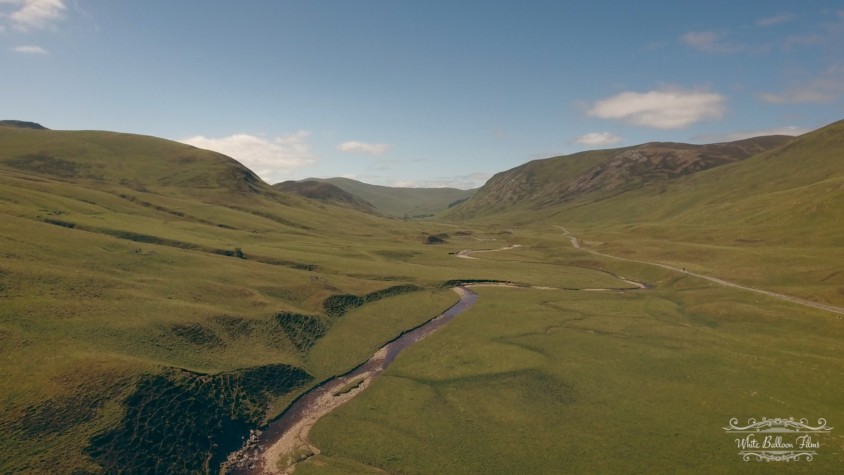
0 120 48 130
274 180 380 214
447 135 793 219
302 177 476 218
446 118 844 249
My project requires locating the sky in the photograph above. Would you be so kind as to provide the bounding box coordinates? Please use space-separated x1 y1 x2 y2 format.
2 1 844 189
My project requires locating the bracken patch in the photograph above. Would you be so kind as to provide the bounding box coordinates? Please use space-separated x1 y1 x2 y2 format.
86 364 312 474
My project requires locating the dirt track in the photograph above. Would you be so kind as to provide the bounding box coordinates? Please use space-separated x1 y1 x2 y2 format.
556 226 844 316
232 238 670 473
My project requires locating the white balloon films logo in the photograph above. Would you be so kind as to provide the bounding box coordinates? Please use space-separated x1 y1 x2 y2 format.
723 417 833 462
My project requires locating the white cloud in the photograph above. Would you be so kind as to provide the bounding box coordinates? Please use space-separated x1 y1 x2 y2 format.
757 13 793 27
1 0 66 30
757 65 844 104
573 132 622 146
679 31 745 53
587 87 726 129
680 31 721 51
390 172 490 189
11 44 47 54
694 126 812 143
179 132 318 184
784 34 821 49
336 140 391 156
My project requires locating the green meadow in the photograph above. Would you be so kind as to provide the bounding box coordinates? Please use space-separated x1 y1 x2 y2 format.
2 122 843 473
0 126 474 473
302 231 844 474
298 123 844 473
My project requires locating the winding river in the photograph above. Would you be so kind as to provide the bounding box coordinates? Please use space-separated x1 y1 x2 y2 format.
226 286 479 474
225 224 844 473
224 237 649 474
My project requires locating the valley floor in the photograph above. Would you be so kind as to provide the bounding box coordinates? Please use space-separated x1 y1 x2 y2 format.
288 224 844 474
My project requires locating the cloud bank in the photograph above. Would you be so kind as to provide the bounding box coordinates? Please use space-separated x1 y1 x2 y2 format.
1 0 66 30
757 65 844 104
756 13 793 27
336 141 391 156
680 30 751 54
390 172 490 189
694 126 812 143
180 132 318 184
11 44 48 54
587 87 726 129
574 132 622 146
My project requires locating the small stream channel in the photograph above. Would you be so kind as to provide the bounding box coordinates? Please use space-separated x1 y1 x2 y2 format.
226 285 479 474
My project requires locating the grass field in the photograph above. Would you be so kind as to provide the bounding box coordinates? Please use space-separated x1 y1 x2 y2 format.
301 229 844 474
2 123 843 473
0 126 477 472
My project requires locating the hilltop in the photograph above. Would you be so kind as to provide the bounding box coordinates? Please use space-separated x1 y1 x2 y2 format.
0 120 48 130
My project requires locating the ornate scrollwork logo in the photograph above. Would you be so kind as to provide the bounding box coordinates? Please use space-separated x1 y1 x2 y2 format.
723 417 832 433
725 417 832 462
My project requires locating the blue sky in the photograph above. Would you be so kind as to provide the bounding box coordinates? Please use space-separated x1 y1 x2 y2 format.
3 1 843 188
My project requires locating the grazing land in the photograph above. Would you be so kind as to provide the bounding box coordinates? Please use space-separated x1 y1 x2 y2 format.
300 225 844 474
1 120 843 473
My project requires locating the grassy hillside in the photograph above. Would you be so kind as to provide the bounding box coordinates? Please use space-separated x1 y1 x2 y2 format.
448 135 791 220
3 120 843 474
0 124 472 473
445 123 844 306
273 180 380 215
307 177 475 218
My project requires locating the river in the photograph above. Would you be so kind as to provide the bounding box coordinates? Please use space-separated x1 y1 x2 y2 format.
226 286 478 474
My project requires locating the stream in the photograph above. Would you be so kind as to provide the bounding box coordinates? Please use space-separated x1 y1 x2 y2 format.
226 286 479 474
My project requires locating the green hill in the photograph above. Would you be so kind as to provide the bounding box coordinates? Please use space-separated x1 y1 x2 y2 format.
0 120 48 130
305 177 476 218
448 135 792 220
3 119 843 474
0 123 466 473
447 120 844 306
273 180 380 215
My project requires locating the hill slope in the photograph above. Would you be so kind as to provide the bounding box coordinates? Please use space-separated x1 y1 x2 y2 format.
3 121 843 475
547 121 844 238
273 180 380 215
447 120 844 306
0 120 48 130
307 177 475 218
448 135 792 219
0 124 465 473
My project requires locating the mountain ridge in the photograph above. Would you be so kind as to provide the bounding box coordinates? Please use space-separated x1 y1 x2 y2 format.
273 180 381 215
299 176 476 218
0 120 48 130
448 134 794 219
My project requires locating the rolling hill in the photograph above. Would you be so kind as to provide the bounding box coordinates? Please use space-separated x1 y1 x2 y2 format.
448 135 793 220
273 180 380 215
3 118 843 474
447 119 844 306
304 177 476 218
0 122 467 473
